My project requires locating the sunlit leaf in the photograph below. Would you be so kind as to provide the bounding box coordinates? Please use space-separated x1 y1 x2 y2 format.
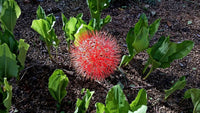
105 85 130 113
48 69 69 104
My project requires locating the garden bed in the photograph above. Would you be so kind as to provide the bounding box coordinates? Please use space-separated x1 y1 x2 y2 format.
10 0 200 112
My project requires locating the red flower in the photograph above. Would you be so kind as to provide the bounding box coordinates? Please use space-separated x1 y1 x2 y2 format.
70 31 121 80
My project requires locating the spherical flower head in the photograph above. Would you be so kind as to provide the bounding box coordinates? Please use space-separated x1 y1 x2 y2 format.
70 31 121 80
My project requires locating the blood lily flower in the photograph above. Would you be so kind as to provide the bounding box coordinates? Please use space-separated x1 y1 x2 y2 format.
70 31 121 80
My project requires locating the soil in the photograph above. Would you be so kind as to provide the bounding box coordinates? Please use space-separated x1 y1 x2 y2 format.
10 0 200 113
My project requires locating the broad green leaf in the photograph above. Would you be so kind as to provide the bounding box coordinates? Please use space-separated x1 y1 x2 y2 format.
169 40 194 61
64 17 77 40
0 44 18 81
184 88 200 113
132 26 149 53
149 18 161 39
130 89 147 112
164 76 186 99
105 85 130 113
31 19 50 40
0 30 18 54
48 69 69 104
31 19 59 47
95 102 105 113
17 39 30 68
36 5 46 19
144 36 194 79
3 78 12 112
0 0 21 32
74 89 94 113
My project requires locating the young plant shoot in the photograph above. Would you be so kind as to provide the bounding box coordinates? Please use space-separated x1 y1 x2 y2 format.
119 13 160 67
74 88 94 113
31 5 59 60
48 69 69 106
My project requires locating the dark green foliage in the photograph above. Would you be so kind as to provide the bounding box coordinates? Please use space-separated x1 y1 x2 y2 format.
143 36 194 79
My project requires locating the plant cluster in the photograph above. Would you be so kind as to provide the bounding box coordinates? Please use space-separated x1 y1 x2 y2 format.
0 0 29 112
120 13 194 80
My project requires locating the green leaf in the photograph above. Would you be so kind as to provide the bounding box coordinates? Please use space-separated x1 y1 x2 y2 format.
0 0 21 32
0 44 18 81
95 102 105 113
164 76 186 99
31 19 59 47
132 26 149 53
3 78 12 112
130 89 147 112
144 36 194 79
74 89 94 113
17 39 30 68
63 17 77 40
184 88 200 113
169 40 194 61
36 5 46 19
48 69 69 104
0 30 18 54
149 18 161 39
31 19 50 40
105 85 130 113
